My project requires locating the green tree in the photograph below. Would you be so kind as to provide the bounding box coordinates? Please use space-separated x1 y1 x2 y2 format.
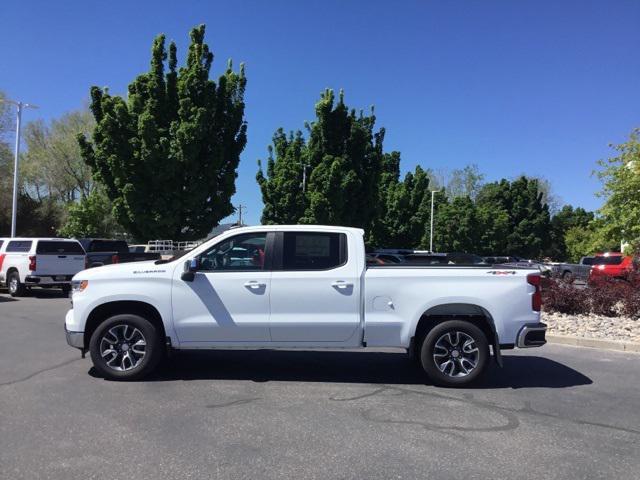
257 89 388 232
21 108 95 203
546 205 594 260
446 164 485 201
430 195 480 252
256 129 307 224
475 177 551 258
372 164 432 248
595 128 640 252
79 25 247 241
59 189 121 238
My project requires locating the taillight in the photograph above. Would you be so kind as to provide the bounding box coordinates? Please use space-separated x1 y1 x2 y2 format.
0 254 5 271
111 254 120 264
527 273 542 312
28 255 37 271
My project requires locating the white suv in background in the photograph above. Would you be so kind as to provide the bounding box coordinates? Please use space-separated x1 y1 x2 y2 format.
0 238 86 297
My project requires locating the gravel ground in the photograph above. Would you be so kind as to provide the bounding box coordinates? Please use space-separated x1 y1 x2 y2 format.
543 311 640 343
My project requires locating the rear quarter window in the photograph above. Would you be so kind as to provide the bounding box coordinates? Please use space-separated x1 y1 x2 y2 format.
36 241 85 255
6 241 33 253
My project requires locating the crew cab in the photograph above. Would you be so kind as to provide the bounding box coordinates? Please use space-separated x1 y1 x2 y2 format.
0 237 86 296
64 226 546 386
79 238 160 268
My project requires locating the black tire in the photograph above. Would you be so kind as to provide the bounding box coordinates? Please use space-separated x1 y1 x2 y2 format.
89 314 162 381
420 320 489 387
7 271 26 297
562 271 574 283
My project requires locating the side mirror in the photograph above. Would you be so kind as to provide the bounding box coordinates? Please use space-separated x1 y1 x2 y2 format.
181 258 199 282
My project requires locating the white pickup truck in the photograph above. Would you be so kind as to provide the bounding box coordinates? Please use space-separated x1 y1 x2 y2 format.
64 225 546 386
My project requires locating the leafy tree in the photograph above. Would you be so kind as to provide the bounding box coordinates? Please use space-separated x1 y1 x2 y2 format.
79 25 247 241
59 189 122 238
475 177 551 258
372 164 432 248
256 129 306 224
446 164 485 201
595 128 640 252
546 205 594 260
21 109 95 203
257 89 387 232
429 195 481 252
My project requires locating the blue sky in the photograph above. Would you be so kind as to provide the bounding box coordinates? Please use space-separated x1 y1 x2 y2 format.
1 0 639 225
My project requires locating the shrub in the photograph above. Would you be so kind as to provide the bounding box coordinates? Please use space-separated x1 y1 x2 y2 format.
543 274 640 319
542 280 590 315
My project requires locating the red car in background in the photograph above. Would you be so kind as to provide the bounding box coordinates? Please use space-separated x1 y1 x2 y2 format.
588 252 637 281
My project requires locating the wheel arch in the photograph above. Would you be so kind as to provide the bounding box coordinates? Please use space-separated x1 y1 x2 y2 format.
411 303 502 366
83 300 167 350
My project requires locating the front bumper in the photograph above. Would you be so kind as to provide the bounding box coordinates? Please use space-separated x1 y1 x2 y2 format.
65 324 84 349
517 322 547 348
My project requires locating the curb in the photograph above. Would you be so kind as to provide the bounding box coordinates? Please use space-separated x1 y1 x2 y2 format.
546 334 640 353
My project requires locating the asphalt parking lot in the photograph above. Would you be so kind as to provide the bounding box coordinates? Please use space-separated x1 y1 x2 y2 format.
1 291 639 480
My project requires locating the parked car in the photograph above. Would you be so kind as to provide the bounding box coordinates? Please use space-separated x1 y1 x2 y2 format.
404 252 487 265
0 237 85 296
128 244 148 254
589 252 637 281
483 255 522 264
79 239 160 268
369 252 406 264
65 225 546 386
550 256 594 283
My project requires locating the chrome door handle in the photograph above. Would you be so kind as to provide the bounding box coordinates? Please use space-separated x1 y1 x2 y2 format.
244 281 265 289
331 281 352 289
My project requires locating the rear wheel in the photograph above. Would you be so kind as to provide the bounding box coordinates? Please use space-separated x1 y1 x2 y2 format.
7 271 26 297
420 320 489 387
89 314 162 380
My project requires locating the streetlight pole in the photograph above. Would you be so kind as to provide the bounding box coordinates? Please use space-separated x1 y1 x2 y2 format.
301 163 311 192
429 189 442 252
1 98 38 237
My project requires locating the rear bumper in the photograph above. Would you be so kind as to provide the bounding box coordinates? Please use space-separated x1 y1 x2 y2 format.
25 275 73 286
517 322 547 348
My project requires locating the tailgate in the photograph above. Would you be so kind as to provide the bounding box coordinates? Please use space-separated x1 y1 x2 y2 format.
34 241 86 276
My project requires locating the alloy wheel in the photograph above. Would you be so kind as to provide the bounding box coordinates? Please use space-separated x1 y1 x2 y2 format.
432 330 480 378
99 324 147 372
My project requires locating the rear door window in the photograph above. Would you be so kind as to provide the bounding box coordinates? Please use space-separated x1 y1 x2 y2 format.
6 241 32 253
281 232 346 270
36 241 85 254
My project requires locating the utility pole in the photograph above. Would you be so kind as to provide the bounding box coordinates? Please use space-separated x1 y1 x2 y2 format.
236 204 245 226
429 189 442 253
301 163 311 192
1 98 38 237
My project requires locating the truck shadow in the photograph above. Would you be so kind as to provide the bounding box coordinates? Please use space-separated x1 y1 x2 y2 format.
129 350 593 389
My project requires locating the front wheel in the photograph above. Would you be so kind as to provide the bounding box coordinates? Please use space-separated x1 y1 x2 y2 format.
420 320 489 387
89 314 162 380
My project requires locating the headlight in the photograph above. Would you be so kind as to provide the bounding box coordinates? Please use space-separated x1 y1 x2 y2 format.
72 280 89 292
